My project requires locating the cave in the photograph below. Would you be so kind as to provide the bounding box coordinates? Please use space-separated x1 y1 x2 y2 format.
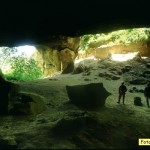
0 0 150 149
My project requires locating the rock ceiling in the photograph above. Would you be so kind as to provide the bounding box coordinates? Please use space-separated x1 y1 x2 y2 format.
0 0 150 46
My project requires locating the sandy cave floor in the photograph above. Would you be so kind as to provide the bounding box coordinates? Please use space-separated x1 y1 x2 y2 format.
0 58 150 149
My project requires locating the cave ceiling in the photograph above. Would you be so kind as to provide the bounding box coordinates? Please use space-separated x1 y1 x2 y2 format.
0 0 150 46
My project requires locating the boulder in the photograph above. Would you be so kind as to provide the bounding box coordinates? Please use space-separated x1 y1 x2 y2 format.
66 83 111 109
0 74 20 115
73 64 90 74
9 92 46 115
0 135 17 149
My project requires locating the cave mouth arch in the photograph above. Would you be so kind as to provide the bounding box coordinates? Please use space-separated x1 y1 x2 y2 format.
1 27 150 81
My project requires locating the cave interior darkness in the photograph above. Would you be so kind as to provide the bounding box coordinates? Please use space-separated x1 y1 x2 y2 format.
0 0 150 46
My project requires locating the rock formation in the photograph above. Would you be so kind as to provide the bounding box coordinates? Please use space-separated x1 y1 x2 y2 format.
9 92 46 115
33 36 80 76
66 83 111 109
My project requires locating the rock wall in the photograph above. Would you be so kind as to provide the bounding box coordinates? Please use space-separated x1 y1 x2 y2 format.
33 36 80 76
84 41 150 59
33 37 150 76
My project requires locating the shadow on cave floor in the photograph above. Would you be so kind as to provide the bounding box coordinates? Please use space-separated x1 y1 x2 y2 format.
1 104 148 149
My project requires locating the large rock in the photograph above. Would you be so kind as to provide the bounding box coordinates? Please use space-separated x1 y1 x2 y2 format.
66 83 111 109
60 48 76 73
33 47 61 76
33 36 80 76
9 92 46 115
0 73 20 115
86 42 150 58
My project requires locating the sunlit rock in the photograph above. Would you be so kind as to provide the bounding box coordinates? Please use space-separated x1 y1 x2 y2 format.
33 36 80 76
33 47 61 76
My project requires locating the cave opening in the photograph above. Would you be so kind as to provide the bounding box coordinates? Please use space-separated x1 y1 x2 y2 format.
0 45 43 81
1 27 150 81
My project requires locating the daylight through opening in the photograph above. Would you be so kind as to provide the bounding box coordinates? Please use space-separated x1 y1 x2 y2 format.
0 45 44 81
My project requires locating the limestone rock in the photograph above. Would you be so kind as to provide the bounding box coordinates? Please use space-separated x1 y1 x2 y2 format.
33 36 80 76
9 92 46 115
33 47 61 76
66 83 111 109
62 61 74 74
60 48 76 73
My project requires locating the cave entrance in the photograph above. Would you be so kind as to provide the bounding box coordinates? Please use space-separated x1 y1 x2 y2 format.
0 45 43 81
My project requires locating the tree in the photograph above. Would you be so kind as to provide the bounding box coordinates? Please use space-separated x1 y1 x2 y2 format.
0 47 17 69
7 55 43 81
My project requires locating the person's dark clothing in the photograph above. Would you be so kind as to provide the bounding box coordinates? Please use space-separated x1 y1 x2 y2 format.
118 83 127 104
144 83 150 107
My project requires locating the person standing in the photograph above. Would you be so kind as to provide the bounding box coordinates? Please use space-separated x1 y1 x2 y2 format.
117 81 127 104
144 82 150 108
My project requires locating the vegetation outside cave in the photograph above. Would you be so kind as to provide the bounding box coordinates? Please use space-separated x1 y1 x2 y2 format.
80 28 150 51
0 47 43 81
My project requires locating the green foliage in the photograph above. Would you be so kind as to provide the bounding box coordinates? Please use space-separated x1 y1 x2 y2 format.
80 28 150 50
0 47 43 81
0 47 17 68
5 56 43 81
80 35 92 50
